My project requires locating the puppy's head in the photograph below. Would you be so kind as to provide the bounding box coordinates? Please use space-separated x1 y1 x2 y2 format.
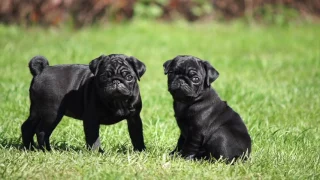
163 55 219 102
89 54 146 100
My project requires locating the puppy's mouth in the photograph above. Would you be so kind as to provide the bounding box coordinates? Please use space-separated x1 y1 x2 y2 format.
169 83 197 101
101 84 132 99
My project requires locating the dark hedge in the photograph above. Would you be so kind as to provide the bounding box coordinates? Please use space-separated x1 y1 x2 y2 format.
0 0 319 27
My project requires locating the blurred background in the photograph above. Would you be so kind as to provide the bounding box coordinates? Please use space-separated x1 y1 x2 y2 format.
0 1 319 179
1 0 319 27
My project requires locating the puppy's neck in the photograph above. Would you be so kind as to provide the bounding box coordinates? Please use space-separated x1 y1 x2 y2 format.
200 87 221 102
174 88 220 105
174 88 225 118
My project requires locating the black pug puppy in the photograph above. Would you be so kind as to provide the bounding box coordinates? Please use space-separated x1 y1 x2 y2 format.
21 54 146 152
163 55 251 163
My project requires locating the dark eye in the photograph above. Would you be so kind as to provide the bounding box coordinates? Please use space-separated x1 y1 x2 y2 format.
107 72 112 77
100 75 108 82
126 75 133 81
192 77 200 82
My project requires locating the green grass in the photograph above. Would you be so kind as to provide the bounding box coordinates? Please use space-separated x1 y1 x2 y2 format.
0 21 319 179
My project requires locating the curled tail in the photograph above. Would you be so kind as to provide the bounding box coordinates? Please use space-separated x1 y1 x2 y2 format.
29 56 49 76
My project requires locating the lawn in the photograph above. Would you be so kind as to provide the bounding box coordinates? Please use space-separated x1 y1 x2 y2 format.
0 21 319 179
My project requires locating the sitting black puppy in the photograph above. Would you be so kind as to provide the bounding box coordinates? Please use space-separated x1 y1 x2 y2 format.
163 55 251 162
21 54 146 152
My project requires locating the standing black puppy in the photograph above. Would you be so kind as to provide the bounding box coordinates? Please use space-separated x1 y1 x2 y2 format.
164 55 251 162
22 54 146 152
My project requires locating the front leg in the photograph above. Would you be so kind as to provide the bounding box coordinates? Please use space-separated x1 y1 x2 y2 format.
180 127 203 160
170 133 185 156
127 114 146 151
83 118 102 152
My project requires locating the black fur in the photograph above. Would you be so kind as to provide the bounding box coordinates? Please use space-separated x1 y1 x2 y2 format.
164 55 251 163
22 54 146 152
28 56 49 76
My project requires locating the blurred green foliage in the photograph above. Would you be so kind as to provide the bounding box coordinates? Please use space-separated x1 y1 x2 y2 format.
253 5 300 26
0 0 318 27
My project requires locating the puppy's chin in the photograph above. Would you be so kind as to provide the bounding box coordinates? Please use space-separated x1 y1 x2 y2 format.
98 88 135 117
169 88 197 103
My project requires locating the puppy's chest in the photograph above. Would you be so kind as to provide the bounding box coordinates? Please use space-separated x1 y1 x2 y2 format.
97 100 135 124
97 110 130 125
174 104 212 136
110 100 135 115
175 108 197 131
174 104 197 120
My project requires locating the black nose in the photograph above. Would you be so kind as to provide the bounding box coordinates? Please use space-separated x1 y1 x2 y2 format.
179 79 186 85
113 80 121 85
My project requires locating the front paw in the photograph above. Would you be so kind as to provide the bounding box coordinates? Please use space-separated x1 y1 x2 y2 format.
169 149 182 157
98 148 105 153
181 152 196 160
183 154 196 160
134 145 146 152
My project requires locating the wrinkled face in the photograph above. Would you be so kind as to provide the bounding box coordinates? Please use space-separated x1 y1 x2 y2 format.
90 54 146 100
164 55 219 102
97 59 136 99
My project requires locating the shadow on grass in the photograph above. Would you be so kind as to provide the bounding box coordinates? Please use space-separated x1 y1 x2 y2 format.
0 138 84 152
0 139 23 150
108 144 132 154
50 141 85 152
0 138 133 154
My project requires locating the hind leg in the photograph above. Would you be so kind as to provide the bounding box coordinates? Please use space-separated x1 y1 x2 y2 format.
21 116 38 150
205 128 249 163
36 111 64 151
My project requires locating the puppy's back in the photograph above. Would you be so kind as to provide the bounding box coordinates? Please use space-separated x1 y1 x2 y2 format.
218 105 252 154
31 64 91 91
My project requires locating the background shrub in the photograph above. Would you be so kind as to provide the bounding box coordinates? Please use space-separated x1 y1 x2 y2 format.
0 0 319 27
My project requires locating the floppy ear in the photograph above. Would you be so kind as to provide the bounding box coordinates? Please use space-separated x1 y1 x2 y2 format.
202 60 219 87
163 60 173 75
126 56 146 81
89 55 105 75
